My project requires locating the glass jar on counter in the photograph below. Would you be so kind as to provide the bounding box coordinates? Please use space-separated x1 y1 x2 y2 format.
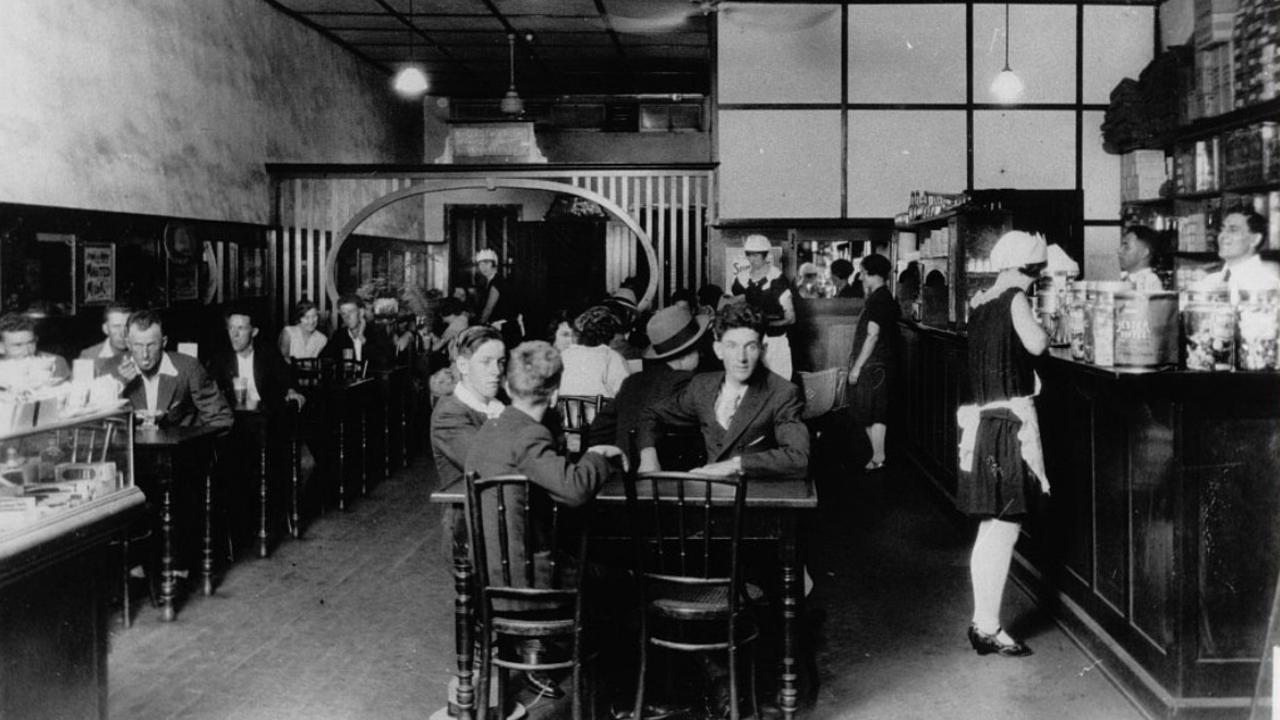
1180 286 1234 371
1067 284 1089 361
1236 287 1279 371
1086 282 1128 366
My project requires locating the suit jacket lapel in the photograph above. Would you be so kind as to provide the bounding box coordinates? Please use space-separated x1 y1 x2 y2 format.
717 374 769 458
157 372 178 412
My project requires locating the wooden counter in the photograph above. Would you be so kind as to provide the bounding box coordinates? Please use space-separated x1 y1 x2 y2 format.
0 487 147 720
900 321 1280 719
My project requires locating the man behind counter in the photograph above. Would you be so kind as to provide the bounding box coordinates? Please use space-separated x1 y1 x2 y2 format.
1117 226 1165 291
0 312 71 383
1198 207 1280 299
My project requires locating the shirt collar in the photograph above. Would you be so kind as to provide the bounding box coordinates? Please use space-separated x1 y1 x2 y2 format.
157 352 179 377
453 381 504 419
98 342 118 359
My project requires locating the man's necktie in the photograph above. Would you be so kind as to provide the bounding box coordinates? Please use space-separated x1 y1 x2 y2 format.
716 390 741 429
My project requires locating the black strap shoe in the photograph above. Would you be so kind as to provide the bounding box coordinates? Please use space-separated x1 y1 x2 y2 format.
967 625 1032 657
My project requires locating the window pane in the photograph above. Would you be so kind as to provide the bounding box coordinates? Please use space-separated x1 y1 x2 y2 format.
973 110 1076 189
1082 110 1120 221
718 5 843 103
1083 6 1155 104
848 5 966 104
847 111 967 217
1085 225 1122 280
718 110 843 218
973 4 1076 104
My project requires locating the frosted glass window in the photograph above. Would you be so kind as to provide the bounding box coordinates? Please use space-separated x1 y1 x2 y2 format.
1083 6 1155 104
718 5 843 103
1084 225 1123 280
973 5 1076 104
847 5 966 104
1082 111 1121 221
718 110 843 218
973 110 1076 189
846 111 967 217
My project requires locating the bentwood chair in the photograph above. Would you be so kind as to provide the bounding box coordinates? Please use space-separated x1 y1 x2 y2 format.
463 472 596 720
796 366 849 444
623 470 759 720
291 358 323 389
556 395 605 459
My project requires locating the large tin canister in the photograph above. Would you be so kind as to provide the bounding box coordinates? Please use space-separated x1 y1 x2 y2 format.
1180 286 1234 371
1236 287 1280 371
1113 291 1179 367
1086 282 1128 366
1067 286 1089 361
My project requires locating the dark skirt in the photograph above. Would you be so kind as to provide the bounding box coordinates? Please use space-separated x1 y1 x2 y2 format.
956 407 1040 519
849 363 892 425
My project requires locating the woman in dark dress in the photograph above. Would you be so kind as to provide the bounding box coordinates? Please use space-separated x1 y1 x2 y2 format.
847 254 899 470
957 231 1050 657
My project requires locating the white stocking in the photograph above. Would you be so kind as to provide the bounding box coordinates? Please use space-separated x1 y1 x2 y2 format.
970 518 1020 635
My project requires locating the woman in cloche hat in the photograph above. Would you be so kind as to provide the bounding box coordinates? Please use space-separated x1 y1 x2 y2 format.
730 234 796 380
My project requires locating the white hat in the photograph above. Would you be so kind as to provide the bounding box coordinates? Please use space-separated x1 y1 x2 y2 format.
743 234 772 253
989 231 1047 272
799 262 819 276
474 248 498 264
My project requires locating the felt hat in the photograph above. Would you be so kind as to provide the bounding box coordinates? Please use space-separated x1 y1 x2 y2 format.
989 231 1047 271
643 305 711 360
743 234 772 253
605 287 638 313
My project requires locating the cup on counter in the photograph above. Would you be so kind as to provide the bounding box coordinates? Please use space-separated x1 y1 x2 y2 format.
135 409 162 430
232 376 248 408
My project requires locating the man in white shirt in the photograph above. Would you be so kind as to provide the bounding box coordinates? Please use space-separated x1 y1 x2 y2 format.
122 310 231 428
0 312 71 387
1198 208 1280 299
1117 225 1165 291
320 294 393 373
79 303 138 380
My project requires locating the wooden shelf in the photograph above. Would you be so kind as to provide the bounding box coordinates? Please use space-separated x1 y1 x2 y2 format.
1174 97 1280 144
1121 180 1280 208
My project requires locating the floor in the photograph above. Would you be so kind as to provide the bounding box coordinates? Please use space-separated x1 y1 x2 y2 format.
108 437 1144 720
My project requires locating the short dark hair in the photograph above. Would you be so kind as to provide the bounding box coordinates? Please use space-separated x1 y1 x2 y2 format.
439 297 465 318
224 304 257 327
668 289 697 308
1225 206 1267 237
713 302 764 340
546 309 575 341
338 294 364 309
453 325 503 361
1124 224 1160 248
0 312 36 336
860 254 891 280
830 259 854 280
103 303 133 321
573 306 623 347
290 300 317 325
126 309 164 335
506 341 562 402
697 284 724 309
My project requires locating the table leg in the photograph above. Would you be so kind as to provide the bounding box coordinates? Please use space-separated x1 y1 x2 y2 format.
778 512 801 720
257 439 269 558
160 484 176 621
203 459 215 596
400 379 410 468
359 395 369 497
290 422 301 539
453 551 476 720
337 407 348 512
383 383 392 478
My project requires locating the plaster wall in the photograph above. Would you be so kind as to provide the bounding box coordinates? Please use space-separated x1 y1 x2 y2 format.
0 0 420 228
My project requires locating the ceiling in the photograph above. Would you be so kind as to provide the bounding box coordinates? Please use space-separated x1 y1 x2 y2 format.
262 0 722 101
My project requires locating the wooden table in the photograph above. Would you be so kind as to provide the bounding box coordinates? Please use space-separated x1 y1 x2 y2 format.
306 377 375 511
233 404 304 557
134 424 226 621
428 475 818 720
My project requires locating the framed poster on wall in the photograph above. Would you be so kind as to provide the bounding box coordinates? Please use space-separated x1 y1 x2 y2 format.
81 243 115 306
239 245 266 298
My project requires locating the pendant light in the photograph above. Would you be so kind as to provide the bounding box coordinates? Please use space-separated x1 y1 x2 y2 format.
499 33 524 116
393 0 429 97
990 3 1024 103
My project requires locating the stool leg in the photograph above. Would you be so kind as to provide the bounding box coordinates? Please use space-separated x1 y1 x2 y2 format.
121 539 132 628
257 442 269 558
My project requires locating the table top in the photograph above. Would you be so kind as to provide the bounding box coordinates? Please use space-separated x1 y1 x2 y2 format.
429 475 818 510
134 424 227 448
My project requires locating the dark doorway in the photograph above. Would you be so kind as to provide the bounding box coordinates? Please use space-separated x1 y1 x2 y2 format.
509 220 606 342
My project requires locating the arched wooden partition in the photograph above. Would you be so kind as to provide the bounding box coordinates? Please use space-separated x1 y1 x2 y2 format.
323 178 660 310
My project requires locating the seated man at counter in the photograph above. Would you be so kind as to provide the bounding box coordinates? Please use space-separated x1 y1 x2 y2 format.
1117 225 1165 291
79 303 135 377
321 294 394 374
0 312 70 383
588 304 708 469
1198 207 1280 298
207 308 313 542
122 310 232 429
637 302 809 480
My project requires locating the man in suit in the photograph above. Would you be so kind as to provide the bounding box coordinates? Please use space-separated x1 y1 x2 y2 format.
206 307 312 544
637 302 809 480
320 294 395 373
587 303 707 468
79 303 137 379
122 310 232 429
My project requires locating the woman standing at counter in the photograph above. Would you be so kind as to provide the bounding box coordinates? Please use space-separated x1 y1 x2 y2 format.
847 254 898 470
957 231 1050 658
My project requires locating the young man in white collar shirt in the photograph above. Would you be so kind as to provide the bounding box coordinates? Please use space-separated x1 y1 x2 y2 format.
637 302 809 480
0 312 71 384
207 309 306 414
1117 226 1165 291
321 294 394 373
121 310 232 429
79 303 138 380
1198 208 1280 300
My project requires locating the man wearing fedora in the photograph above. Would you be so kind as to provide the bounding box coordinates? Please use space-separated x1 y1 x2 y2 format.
588 303 709 467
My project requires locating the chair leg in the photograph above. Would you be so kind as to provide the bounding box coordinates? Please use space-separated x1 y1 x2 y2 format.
120 539 132 628
476 632 492 720
633 618 648 720
748 644 760 720
727 644 740 720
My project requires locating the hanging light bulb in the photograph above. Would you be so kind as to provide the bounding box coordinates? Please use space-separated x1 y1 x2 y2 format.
990 3 1023 103
393 0 428 98
500 33 524 115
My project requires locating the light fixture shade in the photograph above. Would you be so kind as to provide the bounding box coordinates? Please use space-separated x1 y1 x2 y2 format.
393 66 429 97
499 87 524 115
990 68 1024 103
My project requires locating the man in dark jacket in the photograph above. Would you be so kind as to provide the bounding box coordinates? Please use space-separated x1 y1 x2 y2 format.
321 294 395 374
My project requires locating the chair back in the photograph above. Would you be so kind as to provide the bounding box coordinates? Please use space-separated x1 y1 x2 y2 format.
339 358 368 382
291 358 322 388
463 472 587 618
797 366 847 420
70 417 123 463
556 394 604 457
622 470 748 615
